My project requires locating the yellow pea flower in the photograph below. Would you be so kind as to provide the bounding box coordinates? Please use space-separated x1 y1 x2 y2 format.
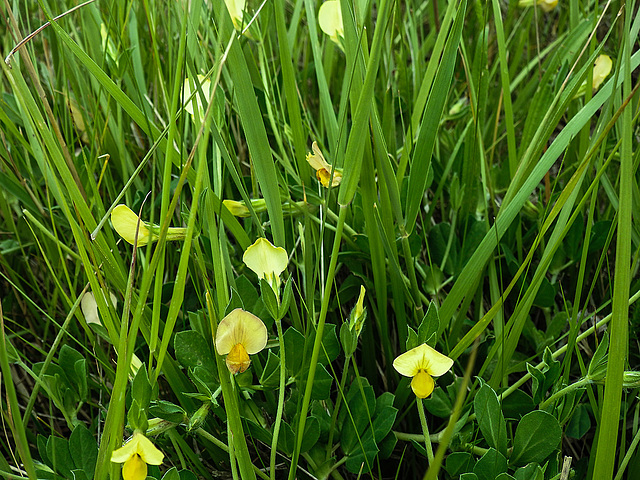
111 431 164 480
215 308 268 374
223 198 267 217
182 74 212 118
318 0 343 47
518 0 557 12
224 0 246 31
110 205 187 247
243 238 289 291
574 54 613 98
306 141 342 188
393 343 454 399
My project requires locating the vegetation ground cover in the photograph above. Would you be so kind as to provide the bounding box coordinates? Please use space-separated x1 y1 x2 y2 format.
1 0 639 478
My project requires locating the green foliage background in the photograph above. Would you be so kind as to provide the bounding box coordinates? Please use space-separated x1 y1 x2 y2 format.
1 0 639 478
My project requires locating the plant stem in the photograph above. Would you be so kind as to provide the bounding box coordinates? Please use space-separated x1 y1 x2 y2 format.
416 398 434 464
270 317 286 480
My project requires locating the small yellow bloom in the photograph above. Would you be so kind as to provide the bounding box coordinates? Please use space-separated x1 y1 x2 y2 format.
573 55 613 99
393 343 454 399
183 74 212 118
350 285 366 336
243 238 289 291
80 290 117 326
110 205 187 247
223 198 267 217
111 431 164 480
215 308 268 374
318 0 343 46
518 0 557 12
224 0 246 31
306 142 342 188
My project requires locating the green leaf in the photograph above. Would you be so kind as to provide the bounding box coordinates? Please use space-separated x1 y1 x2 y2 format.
174 330 217 374
514 463 545 480
46 436 74 478
475 383 508 456
132 364 152 411
259 350 281 389
284 327 305 376
69 425 97 475
446 452 474 476
473 448 507 480
418 301 440 346
149 401 187 424
510 410 561 466
566 404 591 440
260 278 280 320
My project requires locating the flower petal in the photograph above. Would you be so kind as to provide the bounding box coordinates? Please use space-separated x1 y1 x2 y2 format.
122 454 147 480
226 343 251 374
393 343 453 378
411 371 435 399
318 0 343 45
215 308 267 355
393 348 423 378
135 433 164 464
306 142 331 172
111 435 141 463
111 205 153 246
243 238 289 282
592 54 612 90
183 74 212 117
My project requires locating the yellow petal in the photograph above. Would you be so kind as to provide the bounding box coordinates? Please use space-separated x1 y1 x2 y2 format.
122 454 147 480
226 343 251 374
318 0 343 45
134 433 164 464
183 74 212 117
592 54 612 90
223 199 251 217
393 343 453 378
306 142 331 172
538 0 557 11
243 238 289 288
411 370 435 399
111 205 153 246
215 308 268 355
111 434 142 463
224 0 246 30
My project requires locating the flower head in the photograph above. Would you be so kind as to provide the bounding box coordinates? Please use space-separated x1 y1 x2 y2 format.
306 142 342 188
111 431 164 480
183 74 212 118
215 308 268 374
393 343 454 398
110 205 187 247
243 238 289 290
349 285 366 336
223 198 267 217
573 55 613 99
318 0 343 46
518 0 557 12
224 0 247 31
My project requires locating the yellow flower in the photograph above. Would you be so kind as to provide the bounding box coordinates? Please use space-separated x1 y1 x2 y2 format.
182 74 212 118
223 198 267 217
110 205 187 246
393 343 454 399
111 431 164 480
215 308 268 374
574 54 613 99
242 238 289 291
349 285 366 336
518 0 557 11
224 0 246 31
306 141 342 188
318 0 343 46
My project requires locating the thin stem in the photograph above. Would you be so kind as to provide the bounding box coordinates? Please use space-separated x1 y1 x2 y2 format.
326 355 351 460
270 317 286 480
416 398 434 463
539 377 593 410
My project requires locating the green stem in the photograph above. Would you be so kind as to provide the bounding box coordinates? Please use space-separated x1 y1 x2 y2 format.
326 355 351 460
416 398 434 464
270 317 286 480
539 377 592 410
206 292 256 480
288 205 347 480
